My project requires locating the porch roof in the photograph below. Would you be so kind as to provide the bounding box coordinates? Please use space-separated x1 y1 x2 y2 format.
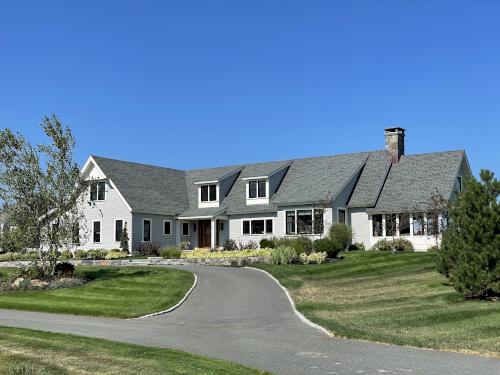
177 206 227 220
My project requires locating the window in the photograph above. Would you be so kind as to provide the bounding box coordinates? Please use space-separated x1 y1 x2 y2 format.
372 214 383 237
427 216 437 235
266 219 273 234
297 210 313 234
413 214 425 236
90 181 106 201
243 220 250 235
182 222 189 236
314 209 324 234
115 220 123 242
93 221 101 243
457 176 462 191
143 219 151 242
399 214 410 235
163 220 171 235
338 209 346 224
201 184 217 202
286 211 295 235
248 180 266 199
220 222 224 231
385 214 397 236
251 220 265 234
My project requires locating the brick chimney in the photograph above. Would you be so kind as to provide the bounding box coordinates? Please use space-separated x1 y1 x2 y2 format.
384 127 405 163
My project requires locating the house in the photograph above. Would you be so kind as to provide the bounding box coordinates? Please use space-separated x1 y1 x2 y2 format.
77 127 471 252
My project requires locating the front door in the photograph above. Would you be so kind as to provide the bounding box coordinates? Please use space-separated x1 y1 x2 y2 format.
198 220 211 248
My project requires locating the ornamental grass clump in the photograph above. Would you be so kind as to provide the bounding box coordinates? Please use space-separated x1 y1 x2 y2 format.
270 246 297 265
181 249 272 259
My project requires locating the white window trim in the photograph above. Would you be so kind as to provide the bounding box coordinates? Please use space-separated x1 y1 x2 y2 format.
337 208 346 224
163 220 172 236
142 218 152 242
242 218 273 236
90 180 106 202
114 219 124 243
182 222 190 237
247 179 268 199
284 209 324 236
92 220 102 243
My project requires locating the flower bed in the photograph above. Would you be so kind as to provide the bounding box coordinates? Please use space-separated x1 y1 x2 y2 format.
181 249 272 260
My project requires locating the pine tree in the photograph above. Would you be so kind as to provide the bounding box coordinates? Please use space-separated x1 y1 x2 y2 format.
120 223 129 253
437 169 500 298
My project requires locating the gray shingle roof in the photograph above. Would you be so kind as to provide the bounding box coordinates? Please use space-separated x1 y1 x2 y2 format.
348 151 392 207
368 150 466 213
92 156 189 215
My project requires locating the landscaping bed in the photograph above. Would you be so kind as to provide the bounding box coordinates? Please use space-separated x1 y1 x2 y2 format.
0 266 194 318
256 251 500 357
0 327 268 375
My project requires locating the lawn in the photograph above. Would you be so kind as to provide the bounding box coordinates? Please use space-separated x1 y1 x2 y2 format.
0 326 267 375
0 266 194 318
256 251 500 357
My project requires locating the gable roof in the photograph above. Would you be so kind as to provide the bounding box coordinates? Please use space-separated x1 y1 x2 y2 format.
367 150 467 213
91 156 189 215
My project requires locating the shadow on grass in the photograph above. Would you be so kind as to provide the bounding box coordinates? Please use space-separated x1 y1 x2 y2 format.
79 268 152 281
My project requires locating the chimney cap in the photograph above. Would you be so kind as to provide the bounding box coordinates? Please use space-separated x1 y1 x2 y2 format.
384 127 406 133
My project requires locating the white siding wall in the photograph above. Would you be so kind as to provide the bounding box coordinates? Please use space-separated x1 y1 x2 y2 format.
132 213 178 250
349 208 370 248
229 212 278 245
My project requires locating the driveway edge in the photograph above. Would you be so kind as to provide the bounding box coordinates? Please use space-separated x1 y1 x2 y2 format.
130 272 198 320
245 267 333 337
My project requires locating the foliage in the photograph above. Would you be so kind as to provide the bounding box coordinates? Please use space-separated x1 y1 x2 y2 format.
313 238 342 258
87 249 108 260
391 238 414 252
422 188 449 247
239 240 258 250
54 262 75 278
120 223 129 252
370 239 393 252
10 262 46 280
436 170 500 298
0 227 29 253
427 245 439 253
105 250 128 259
329 224 352 250
180 241 191 250
0 116 87 275
259 238 275 249
135 242 161 256
73 250 87 259
274 236 313 255
58 250 73 260
0 252 39 262
161 247 182 259
223 239 238 251
299 252 327 264
182 249 272 259
348 242 366 251
270 246 297 265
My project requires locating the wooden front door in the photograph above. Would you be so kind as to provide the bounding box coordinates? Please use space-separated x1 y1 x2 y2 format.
198 220 211 248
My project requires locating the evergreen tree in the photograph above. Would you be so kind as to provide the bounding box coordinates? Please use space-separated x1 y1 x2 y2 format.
437 170 500 298
120 223 129 253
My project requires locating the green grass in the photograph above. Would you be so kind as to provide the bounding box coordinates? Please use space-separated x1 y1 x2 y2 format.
0 267 194 318
0 326 268 375
256 252 500 357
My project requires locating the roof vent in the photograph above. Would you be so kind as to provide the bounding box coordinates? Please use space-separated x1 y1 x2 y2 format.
384 127 405 163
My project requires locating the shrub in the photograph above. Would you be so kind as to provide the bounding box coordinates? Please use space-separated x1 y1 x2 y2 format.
308 252 328 264
427 245 439 252
180 241 191 250
87 249 108 259
54 262 75 278
270 246 297 265
58 250 73 260
48 277 85 289
73 250 86 259
161 247 182 259
182 249 272 259
259 238 275 249
223 239 238 251
313 238 342 258
136 242 161 256
239 240 258 250
329 223 352 250
371 239 393 252
392 238 414 252
275 236 313 255
299 253 309 264
105 250 128 259
348 242 366 251
11 262 46 280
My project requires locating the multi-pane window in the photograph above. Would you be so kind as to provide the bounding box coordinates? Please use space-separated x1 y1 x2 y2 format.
93 221 101 243
297 210 313 234
182 222 189 236
143 219 151 242
242 219 273 235
201 184 217 202
90 181 106 201
385 214 397 236
286 209 324 235
248 180 266 199
427 216 437 235
338 209 346 224
286 211 296 235
115 220 123 242
372 214 383 237
413 214 425 236
399 214 410 235
164 221 171 235
313 209 324 234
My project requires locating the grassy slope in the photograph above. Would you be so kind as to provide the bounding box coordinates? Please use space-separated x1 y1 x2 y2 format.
257 252 500 356
0 327 267 375
0 266 194 318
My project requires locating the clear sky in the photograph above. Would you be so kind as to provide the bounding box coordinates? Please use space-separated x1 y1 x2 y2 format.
1 1 498 175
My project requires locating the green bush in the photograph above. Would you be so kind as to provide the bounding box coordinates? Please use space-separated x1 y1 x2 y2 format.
270 246 297 265
329 224 352 250
161 247 182 259
392 238 414 252
58 250 73 260
54 262 75 277
105 250 128 259
11 262 46 280
313 238 342 258
348 242 366 251
275 236 313 255
371 239 393 251
223 239 238 251
259 238 275 249
73 250 86 259
87 249 108 259
136 242 161 256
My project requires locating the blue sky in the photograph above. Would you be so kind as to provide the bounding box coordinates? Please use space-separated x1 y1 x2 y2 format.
0 1 498 174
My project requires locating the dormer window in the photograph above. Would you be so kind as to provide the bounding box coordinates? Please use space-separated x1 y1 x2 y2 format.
248 180 266 199
201 184 217 202
90 181 106 201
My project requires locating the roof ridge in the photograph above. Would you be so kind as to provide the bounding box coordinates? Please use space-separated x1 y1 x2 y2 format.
91 155 185 173
401 150 465 158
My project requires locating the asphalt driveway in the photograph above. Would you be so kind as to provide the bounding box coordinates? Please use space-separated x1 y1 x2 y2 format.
0 265 498 375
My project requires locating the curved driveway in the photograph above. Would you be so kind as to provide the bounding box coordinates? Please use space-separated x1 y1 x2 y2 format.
0 265 498 375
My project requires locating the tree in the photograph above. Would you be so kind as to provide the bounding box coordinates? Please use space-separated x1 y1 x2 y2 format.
381 211 411 253
422 188 448 248
0 115 87 274
120 223 129 253
314 191 333 238
436 170 500 298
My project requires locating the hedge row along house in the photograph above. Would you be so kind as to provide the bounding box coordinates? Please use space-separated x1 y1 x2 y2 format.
74 127 470 252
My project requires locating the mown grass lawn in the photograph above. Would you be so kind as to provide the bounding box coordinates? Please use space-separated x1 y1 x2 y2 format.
257 252 500 357
0 327 267 375
0 267 194 318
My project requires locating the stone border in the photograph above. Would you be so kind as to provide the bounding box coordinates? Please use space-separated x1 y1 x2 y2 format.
245 266 333 338
129 272 198 319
